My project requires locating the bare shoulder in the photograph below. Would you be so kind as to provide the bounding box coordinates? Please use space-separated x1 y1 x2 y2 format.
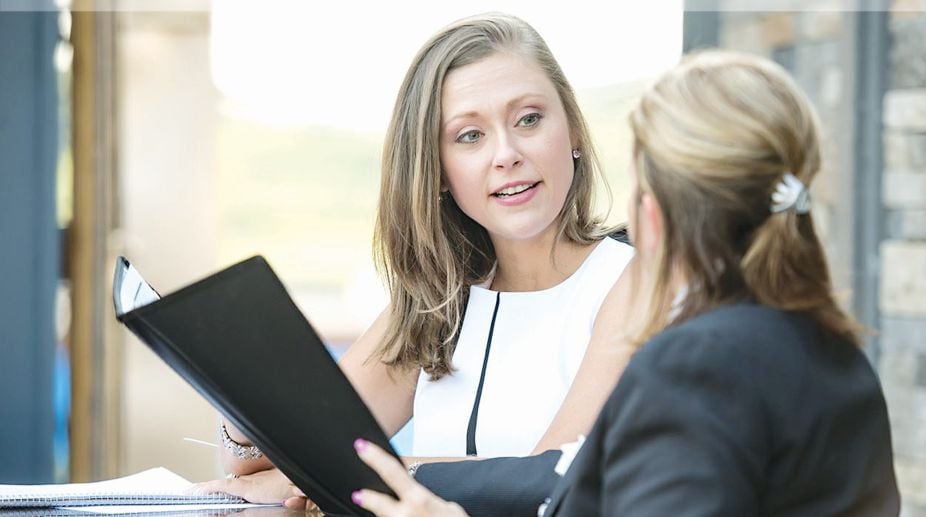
340 307 391 367
341 306 418 385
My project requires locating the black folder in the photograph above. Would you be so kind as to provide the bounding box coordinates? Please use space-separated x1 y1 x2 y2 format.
112 255 398 517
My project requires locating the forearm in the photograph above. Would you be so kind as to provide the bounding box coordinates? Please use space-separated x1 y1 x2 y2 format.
414 451 562 517
529 343 629 454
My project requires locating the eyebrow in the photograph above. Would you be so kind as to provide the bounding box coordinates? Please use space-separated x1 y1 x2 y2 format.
443 92 550 128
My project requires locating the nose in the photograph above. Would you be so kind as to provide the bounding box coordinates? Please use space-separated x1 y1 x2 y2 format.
492 131 523 171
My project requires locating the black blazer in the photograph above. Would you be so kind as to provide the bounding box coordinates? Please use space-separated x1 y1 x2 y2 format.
544 303 900 516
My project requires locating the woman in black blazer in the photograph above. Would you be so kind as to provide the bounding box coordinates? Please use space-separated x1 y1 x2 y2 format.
349 50 900 517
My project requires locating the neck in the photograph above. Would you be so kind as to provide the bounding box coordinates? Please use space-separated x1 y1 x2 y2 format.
669 264 688 296
489 227 597 292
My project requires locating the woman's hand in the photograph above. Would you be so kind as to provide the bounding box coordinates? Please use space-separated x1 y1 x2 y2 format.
190 467 316 509
351 438 469 517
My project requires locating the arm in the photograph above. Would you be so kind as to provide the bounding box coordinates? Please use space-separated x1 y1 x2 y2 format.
338 306 419 438
414 451 562 517
354 440 469 517
352 439 561 517
595 330 766 515
530 261 636 454
222 306 419 476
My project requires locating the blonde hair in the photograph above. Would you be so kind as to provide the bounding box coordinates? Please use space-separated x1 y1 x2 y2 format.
628 50 862 345
373 13 611 379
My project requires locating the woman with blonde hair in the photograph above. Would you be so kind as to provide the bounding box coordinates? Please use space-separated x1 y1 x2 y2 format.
351 50 900 516
199 12 635 514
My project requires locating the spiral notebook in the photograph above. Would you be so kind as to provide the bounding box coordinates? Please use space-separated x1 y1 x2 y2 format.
0 467 263 513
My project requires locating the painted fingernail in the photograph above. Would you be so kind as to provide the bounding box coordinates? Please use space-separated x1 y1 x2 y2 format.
351 490 363 505
353 438 368 452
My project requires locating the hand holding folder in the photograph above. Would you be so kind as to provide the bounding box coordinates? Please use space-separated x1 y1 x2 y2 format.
113 256 399 517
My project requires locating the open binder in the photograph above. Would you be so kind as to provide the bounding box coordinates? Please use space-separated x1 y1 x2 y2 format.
113 256 398 517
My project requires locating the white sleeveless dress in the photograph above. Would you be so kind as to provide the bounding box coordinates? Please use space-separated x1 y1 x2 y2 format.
412 237 634 458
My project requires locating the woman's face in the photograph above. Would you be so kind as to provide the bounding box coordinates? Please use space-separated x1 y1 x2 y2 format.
438 51 575 246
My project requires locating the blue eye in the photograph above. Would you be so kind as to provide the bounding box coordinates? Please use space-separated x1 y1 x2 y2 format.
456 129 482 144
517 112 543 127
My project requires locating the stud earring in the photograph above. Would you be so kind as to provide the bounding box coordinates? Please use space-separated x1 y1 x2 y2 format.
572 149 581 159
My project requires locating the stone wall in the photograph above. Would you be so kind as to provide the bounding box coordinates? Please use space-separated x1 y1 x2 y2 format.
881 8 926 515
715 9 858 318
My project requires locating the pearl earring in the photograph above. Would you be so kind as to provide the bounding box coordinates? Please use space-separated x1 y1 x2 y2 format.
572 149 581 159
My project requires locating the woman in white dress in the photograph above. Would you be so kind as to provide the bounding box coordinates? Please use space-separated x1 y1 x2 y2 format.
200 13 635 508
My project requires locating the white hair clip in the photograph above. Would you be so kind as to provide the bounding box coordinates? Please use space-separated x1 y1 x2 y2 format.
771 172 811 214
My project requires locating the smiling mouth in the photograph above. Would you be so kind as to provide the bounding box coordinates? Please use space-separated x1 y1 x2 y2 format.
492 182 540 197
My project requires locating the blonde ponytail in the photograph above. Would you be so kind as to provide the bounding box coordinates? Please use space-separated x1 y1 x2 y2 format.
629 50 862 345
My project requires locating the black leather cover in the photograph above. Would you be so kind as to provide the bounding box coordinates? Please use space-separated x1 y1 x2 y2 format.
115 256 397 517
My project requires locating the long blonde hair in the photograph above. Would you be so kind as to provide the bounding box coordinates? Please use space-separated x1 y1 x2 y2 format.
373 13 610 379
628 50 862 345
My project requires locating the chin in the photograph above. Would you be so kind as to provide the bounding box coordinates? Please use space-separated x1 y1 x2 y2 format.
491 221 560 243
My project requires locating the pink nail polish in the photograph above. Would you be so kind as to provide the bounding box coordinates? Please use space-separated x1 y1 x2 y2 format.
353 438 368 452
351 490 363 505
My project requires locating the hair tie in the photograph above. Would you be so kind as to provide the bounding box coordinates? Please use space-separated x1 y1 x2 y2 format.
771 172 811 214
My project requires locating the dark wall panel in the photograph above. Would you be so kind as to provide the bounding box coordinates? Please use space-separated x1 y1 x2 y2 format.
0 8 60 483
